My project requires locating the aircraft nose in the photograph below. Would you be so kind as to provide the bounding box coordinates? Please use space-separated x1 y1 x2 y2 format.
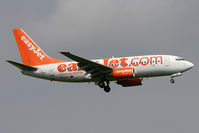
185 61 194 70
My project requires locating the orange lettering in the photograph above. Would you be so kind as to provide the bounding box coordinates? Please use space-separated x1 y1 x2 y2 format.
131 58 139 66
140 57 149 66
67 63 77 72
109 59 119 68
103 59 109 66
57 64 67 72
120 58 128 67
150 56 163 64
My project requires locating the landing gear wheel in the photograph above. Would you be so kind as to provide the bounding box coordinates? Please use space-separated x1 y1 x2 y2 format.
104 86 111 93
98 80 111 92
98 82 105 88
170 78 175 84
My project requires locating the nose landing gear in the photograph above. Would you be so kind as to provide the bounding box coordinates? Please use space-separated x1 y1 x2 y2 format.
170 73 182 84
170 78 175 84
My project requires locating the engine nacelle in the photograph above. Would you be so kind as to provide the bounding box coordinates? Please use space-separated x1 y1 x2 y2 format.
117 78 143 87
112 68 135 79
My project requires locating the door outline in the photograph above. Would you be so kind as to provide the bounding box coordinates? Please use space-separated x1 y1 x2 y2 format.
165 56 170 67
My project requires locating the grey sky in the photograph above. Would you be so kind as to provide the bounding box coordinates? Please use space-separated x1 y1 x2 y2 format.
0 0 198 133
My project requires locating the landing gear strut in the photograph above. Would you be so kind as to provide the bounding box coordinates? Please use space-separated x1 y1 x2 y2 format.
98 81 111 93
170 73 182 84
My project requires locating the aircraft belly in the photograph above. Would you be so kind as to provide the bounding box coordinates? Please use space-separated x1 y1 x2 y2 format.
22 70 93 82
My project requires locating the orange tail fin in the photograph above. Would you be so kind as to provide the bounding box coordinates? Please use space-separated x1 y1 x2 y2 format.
13 29 66 66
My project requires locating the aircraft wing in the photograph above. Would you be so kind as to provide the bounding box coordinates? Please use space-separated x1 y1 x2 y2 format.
59 52 112 79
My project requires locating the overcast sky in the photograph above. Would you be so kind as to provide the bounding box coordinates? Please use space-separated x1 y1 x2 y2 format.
0 0 198 133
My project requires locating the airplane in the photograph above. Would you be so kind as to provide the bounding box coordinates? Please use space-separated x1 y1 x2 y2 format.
7 29 194 93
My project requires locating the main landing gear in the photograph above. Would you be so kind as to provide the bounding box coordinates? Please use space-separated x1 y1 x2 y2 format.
98 81 111 93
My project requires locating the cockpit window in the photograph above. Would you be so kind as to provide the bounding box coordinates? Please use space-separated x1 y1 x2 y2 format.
176 57 185 61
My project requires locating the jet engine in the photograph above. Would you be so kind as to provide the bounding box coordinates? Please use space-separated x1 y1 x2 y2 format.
117 78 143 87
112 68 135 79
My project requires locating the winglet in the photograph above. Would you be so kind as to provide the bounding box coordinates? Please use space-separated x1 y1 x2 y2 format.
59 51 70 54
59 52 84 62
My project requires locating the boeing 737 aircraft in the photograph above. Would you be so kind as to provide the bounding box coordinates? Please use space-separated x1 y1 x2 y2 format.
7 29 194 92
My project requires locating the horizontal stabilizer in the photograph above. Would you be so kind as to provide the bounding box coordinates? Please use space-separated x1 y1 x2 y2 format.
6 60 37 71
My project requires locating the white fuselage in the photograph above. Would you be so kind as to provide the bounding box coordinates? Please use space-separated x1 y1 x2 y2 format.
22 55 193 82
